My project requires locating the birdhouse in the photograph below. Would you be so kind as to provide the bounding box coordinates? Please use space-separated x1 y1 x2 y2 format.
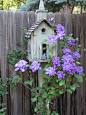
25 19 57 62
25 0 57 87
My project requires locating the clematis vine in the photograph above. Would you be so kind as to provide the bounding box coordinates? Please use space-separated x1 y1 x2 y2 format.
13 23 85 115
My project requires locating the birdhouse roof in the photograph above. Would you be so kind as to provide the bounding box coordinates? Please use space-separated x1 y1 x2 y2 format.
25 19 55 38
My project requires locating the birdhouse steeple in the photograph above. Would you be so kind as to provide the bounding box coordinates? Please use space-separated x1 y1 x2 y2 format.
39 0 45 10
36 0 48 21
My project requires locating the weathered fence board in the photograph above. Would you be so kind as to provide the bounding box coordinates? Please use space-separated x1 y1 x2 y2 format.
0 10 86 115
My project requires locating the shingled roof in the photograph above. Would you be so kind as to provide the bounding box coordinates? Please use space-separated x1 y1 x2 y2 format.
25 19 55 38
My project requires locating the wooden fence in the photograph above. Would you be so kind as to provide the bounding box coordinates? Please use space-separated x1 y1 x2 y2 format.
0 10 86 115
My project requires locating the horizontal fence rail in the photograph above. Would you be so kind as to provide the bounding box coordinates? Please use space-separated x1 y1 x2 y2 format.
0 10 86 115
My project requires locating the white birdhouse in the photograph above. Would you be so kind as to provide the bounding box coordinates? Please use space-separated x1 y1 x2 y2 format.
25 19 57 62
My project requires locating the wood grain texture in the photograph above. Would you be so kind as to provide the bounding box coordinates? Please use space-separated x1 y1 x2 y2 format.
0 11 86 115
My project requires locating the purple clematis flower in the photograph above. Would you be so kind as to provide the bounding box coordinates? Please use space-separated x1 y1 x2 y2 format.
15 60 29 72
62 54 74 63
76 66 84 75
47 35 57 44
30 61 42 72
52 57 61 68
67 63 76 75
67 38 75 46
49 17 55 23
57 31 65 40
62 48 71 54
62 62 72 71
45 67 56 76
55 24 65 34
72 52 80 59
56 71 65 79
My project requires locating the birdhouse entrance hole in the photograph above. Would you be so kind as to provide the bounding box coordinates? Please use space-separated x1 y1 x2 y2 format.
41 28 46 33
43 44 46 54
41 44 47 60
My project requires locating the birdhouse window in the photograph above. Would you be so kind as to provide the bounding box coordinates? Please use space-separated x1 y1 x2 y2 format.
41 28 46 34
41 44 47 59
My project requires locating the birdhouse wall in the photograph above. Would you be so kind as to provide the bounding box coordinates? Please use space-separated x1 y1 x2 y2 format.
27 39 31 59
27 21 57 62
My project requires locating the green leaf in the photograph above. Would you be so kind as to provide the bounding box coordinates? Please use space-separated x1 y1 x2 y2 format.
69 33 73 37
59 89 64 94
77 48 80 52
78 44 81 47
24 78 34 86
59 41 64 44
5 92 8 94
63 84 67 88
37 87 42 90
42 39 47 43
51 111 59 115
76 61 81 65
70 83 80 91
66 36 72 40
59 80 65 86
67 89 72 94
47 51 52 56
74 73 83 83
49 90 55 95
81 73 85 76
57 49 61 54
34 54 37 57
47 58 51 63
34 106 38 112
70 85 76 91
56 79 59 83
21 27 27 33
31 97 37 102
53 26 56 30
74 83 80 87
75 38 79 41
84 49 86 51
52 46 56 49
78 76 83 83
13 75 20 80
43 47 47 50
42 92 48 98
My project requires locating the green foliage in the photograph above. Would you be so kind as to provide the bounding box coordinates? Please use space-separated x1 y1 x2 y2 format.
8 49 24 68
42 39 47 43
8 28 28 68
18 0 63 12
24 78 34 86
74 73 83 83
0 0 27 11
59 80 65 86
18 0 86 13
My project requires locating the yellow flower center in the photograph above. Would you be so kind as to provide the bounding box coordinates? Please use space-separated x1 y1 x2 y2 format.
66 65 68 67
59 29 61 31
19 63 22 66
34 64 36 67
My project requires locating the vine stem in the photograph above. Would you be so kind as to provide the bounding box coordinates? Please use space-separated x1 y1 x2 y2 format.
25 71 30 78
36 72 37 105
